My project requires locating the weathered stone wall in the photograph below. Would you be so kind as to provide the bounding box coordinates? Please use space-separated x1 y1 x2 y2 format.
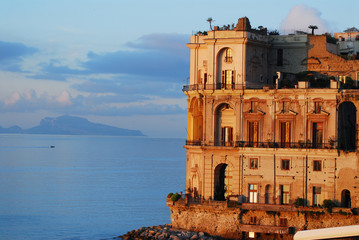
168 200 359 240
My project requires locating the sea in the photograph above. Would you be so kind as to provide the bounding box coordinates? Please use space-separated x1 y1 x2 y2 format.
0 134 186 240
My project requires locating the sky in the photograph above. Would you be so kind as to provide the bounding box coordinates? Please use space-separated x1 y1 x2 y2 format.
0 0 358 138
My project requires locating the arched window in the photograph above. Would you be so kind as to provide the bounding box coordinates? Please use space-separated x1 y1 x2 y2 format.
224 48 233 63
188 98 203 145
341 189 351 208
217 48 235 89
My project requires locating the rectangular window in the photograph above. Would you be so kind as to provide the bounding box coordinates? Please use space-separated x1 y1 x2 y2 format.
281 159 290 170
280 185 290 204
250 158 258 169
249 184 258 203
250 216 257 225
250 101 258 113
279 218 288 227
313 160 322 171
221 127 233 146
314 102 322 113
282 101 290 113
313 187 321 206
248 121 259 147
221 70 235 89
280 122 291 147
225 49 233 63
277 49 283 66
312 122 323 148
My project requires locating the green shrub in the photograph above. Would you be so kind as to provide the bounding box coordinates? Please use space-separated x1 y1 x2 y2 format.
167 193 174 198
351 208 358 215
293 198 307 208
170 193 181 202
323 199 336 213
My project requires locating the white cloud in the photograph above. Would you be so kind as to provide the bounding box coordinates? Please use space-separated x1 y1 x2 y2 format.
4 92 21 106
24 89 36 101
56 91 73 106
280 5 330 34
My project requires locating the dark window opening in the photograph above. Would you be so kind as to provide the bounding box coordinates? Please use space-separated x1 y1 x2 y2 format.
281 159 290 170
312 122 323 148
277 49 283 66
248 121 259 147
338 102 356 151
280 122 291 147
313 160 322 171
250 158 258 169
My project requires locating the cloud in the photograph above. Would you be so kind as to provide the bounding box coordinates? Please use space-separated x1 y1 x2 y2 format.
29 59 84 81
31 33 190 82
280 5 330 34
69 102 186 117
71 77 184 99
0 88 186 117
56 91 73 106
0 41 37 71
82 48 188 79
4 92 21 106
126 33 189 57
0 33 189 121
1 89 74 112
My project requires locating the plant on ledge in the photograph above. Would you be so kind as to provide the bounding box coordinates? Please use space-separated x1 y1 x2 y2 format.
293 197 308 208
323 199 337 213
170 193 181 202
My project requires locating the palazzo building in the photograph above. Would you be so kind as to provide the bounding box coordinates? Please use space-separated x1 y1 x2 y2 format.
169 17 359 239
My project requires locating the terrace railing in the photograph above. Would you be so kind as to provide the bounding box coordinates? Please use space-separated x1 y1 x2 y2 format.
185 140 337 150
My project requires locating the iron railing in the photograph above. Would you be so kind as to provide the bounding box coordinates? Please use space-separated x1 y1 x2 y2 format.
185 140 337 149
182 83 276 92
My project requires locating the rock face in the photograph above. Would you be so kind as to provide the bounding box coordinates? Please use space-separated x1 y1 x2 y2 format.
167 199 359 240
117 224 227 240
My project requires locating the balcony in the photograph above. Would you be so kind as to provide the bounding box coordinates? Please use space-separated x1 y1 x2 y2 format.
241 203 295 212
183 83 243 91
185 140 337 150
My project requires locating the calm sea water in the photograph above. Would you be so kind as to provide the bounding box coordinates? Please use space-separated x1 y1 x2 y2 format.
0 134 186 240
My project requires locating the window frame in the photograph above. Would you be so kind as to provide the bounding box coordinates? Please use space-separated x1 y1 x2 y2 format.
249 158 258 169
314 101 322 113
224 48 233 63
249 184 258 203
313 160 322 171
281 159 290 170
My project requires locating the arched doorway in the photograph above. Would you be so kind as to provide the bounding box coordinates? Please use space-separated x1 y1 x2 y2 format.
341 189 351 208
188 98 203 145
338 102 356 151
214 164 232 200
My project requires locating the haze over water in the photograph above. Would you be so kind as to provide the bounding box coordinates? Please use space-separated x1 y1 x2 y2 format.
0 134 185 240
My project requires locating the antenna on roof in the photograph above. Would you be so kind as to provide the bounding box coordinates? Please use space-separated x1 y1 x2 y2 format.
308 25 318 35
207 17 213 31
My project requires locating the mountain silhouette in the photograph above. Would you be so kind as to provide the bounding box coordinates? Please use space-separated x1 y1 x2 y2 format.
0 115 144 136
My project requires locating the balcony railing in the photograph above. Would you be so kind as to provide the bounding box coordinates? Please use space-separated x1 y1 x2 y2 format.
183 83 241 91
182 83 276 92
185 140 337 149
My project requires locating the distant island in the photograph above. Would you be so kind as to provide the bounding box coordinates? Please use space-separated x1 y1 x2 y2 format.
0 115 145 136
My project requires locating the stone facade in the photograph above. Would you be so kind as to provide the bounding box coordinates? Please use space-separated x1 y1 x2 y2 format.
173 17 359 239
